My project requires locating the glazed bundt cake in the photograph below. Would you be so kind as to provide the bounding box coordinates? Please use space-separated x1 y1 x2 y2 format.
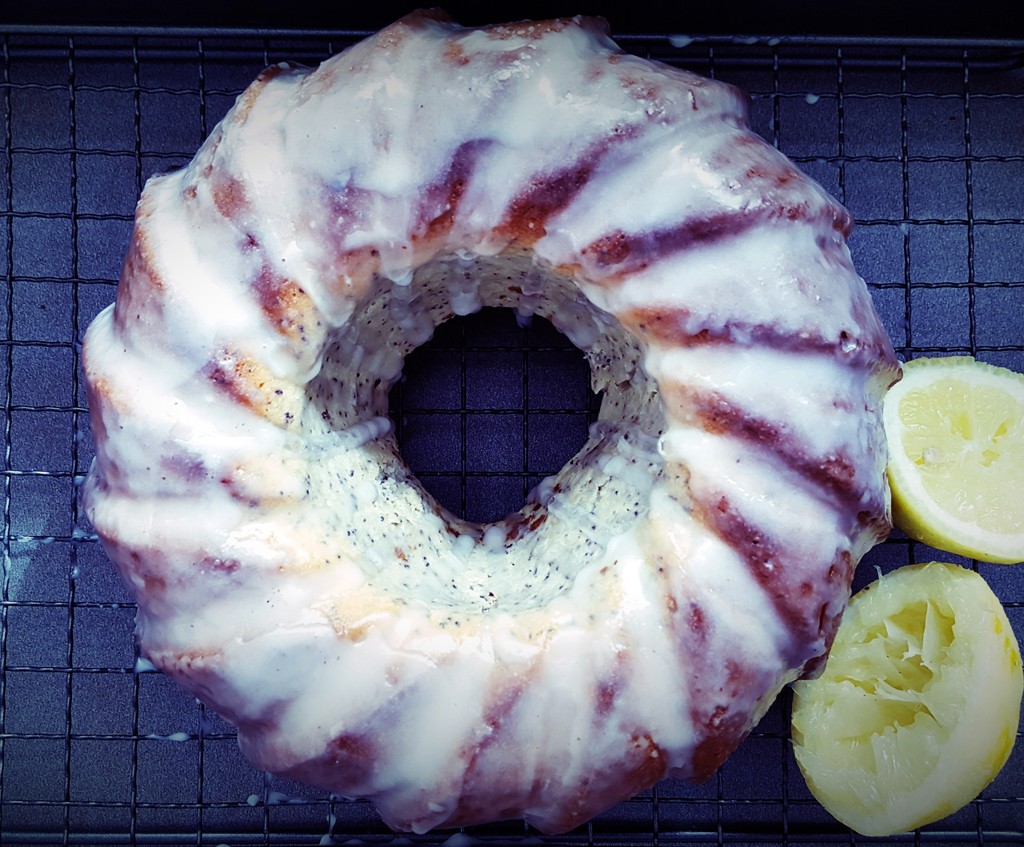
82 10 900 834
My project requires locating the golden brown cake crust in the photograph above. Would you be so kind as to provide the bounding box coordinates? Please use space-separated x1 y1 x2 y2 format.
82 10 899 835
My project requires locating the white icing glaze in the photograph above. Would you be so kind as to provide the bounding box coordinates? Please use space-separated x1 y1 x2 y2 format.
81 10 899 836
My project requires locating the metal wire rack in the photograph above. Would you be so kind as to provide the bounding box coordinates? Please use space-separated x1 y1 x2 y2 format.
2 20 1023 847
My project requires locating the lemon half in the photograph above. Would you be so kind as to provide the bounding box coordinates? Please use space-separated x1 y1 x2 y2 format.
791 562 1023 837
883 355 1024 564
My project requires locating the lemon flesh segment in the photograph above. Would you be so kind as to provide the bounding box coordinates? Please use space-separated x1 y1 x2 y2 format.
791 562 1023 837
883 356 1024 564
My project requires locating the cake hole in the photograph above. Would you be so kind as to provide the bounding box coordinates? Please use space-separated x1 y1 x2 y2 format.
388 307 601 524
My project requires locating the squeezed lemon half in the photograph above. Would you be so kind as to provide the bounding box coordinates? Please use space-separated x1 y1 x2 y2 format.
791 562 1023 837
883 356 1024 564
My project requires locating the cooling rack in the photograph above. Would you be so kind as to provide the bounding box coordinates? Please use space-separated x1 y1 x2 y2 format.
2 20 1023 847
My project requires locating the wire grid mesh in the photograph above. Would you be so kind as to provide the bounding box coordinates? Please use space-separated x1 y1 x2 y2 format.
1 22 1023 847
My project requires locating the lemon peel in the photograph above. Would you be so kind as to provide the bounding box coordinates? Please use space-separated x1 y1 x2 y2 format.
791 561 1023 837
883 356 1024 564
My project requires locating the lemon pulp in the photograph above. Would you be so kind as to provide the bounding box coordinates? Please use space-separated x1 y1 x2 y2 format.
791 562 1022 837
884 356 1024 563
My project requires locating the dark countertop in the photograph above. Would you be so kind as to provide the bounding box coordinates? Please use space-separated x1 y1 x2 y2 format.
0 0 1014 39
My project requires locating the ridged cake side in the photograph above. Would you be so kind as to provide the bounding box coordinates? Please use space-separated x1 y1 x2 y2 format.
82 10 899 834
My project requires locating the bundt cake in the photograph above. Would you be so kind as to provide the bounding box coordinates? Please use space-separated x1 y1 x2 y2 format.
82 10 901 834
